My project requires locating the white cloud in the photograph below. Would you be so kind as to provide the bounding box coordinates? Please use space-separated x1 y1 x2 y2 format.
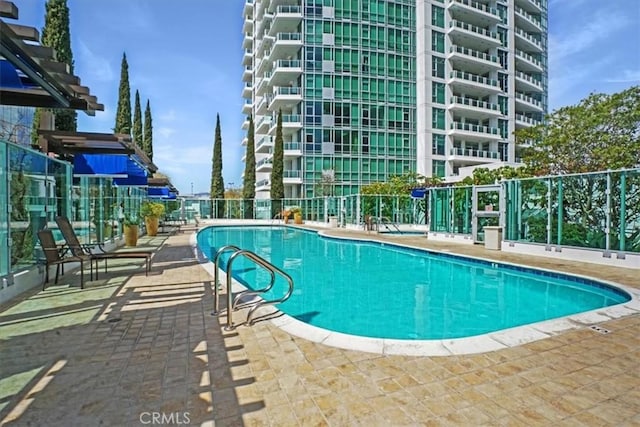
156 127 175 139
603 69 640 83
76 40 114 82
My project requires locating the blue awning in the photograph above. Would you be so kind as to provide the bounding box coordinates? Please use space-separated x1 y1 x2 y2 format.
73 154 128 177
148 187 170 198
113 158 148 186
411 188 427 198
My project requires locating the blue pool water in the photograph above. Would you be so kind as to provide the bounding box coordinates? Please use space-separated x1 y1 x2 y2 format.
197 226 630 340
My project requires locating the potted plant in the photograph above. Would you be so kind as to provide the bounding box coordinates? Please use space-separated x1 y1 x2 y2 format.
290 206 303 224
141 201 165 236
123 213 140 246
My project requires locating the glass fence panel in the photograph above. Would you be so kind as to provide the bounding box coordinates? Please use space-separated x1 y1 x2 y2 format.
0 142 8 277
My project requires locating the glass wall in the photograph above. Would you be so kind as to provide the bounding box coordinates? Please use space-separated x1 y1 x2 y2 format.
503 169 640 253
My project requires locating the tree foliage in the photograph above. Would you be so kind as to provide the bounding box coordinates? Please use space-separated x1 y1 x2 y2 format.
517 86 640 175
143 99 153 160
114 53 131 134
459 166 533 186
210 114 225 218
270 111 284 217
32 0 76 141
361 172 441 195
242 115 256 218
132 90 143 149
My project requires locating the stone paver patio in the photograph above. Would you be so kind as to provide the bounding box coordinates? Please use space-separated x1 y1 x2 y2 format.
0 224 639 426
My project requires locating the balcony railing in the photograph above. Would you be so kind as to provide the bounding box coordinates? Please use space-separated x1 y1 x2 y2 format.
450 20 500 42
284 170 301 178
515 6 542 29
276 32 301 41
256 157 273 167
451 122 500 136
450 70 498 87
450 45 499 65
256 179 270 187
515 92 542 108
514 28 542 50
515 50 542 68
281 114 302 123
274 59 301 69
450 147 500 159
274 86 302 96
284 142 301 150
515 71 542 89
450 96 499 112
515 114 542 126
449 0 499 18
275 5 301 14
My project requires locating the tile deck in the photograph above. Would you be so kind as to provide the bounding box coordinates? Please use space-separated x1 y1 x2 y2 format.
0 223 639 426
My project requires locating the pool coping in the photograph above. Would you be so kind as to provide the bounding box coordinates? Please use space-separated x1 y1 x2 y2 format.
193 224 640 356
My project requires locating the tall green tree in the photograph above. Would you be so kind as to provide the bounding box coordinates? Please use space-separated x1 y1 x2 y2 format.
242 115 256 219
132 90 143 149
270 111 284 217
114 53 131 134
143 99 153 160
31 0 76 144
210 114 225 218
517 86 640 175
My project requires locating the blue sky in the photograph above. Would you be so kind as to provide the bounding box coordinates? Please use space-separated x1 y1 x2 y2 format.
12 0 640 195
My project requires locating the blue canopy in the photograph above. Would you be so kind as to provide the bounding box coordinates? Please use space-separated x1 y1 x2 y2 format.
113 158 148 186
148 187 177 199
73 154 128 177
411 188 427 199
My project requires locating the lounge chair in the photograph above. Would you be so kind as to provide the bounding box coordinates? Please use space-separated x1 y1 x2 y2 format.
37 229 89 289
55 216 152 279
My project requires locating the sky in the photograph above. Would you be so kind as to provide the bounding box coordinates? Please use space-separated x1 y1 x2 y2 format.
11 0 640 195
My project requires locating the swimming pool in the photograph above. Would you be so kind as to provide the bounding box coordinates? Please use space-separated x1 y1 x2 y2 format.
197 226 631 340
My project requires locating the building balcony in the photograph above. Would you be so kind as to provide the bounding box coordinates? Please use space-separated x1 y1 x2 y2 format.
256 178 270 191
243 0 254 18
256 12 272 36
256 156 273 172
242 99 253 115
269 32 302 60
515 49 543 73
515 71 543 92
241 117 250 130
515 0 544 14
269 114 302 136
448 45 501 74
448 96 502 119
449 70 500 97
284 141 302 157
242 66 253 82
270 5 302 34
256 115 272 134
255 73 271 96
256 136 273 153
449 147 501 164
243 32 253 50
515 92 544 112
447 0 501 27
270 59 302 86
448 122 502 142
255 95 272 115
269 86 302 111
514 6 543 33
243 18 253 33
448 20 501 51
515 113 543 129
283 169 303 184
514 28 543 53
241 136 248 147
242 82 252 99
243 48 253 66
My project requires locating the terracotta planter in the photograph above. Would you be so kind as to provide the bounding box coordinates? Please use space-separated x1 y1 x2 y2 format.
124 224 139 247
145 216 160 236
294 213 303 224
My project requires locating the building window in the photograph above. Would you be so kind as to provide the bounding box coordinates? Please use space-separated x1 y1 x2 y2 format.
432 5 444 28
432 108 445 130
432 56 445 79
432 82 445 104
431 31 445 53
432 134 445 155
432 160 446 178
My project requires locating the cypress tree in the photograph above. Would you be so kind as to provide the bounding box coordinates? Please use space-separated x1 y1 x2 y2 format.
32 0 76 144
132 90 143 149
270 110 284 218
114 53 131 134
242 115 256 219
210 114 225 218
143 99 153 160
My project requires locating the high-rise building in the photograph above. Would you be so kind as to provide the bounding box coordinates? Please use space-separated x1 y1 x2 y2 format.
242 0 416 198
416 0 547 180
241 0 548 195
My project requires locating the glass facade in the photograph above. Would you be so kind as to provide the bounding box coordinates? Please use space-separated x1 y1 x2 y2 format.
245 0 416 199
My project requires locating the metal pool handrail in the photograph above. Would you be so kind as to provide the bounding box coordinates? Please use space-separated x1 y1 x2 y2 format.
225 249 294 330
211 245 241 315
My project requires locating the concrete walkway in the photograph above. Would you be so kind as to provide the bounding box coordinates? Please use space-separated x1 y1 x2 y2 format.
0 225 639 426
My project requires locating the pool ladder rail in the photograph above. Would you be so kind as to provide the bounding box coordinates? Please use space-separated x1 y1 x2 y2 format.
377 216 401 233
211 245 294 330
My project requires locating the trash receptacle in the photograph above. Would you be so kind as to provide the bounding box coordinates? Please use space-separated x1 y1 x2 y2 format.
328 216 338 228
484 226 502 250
